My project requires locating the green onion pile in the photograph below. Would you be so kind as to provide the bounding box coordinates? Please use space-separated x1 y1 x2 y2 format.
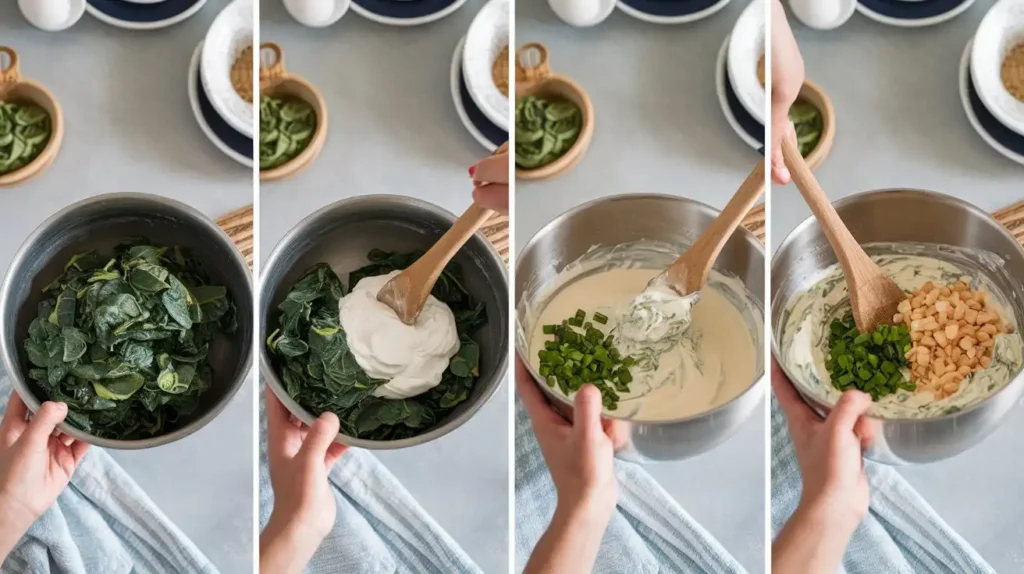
825 315 915 401
0 100 51 176
515 96 582 170
789 100 822 157
259 95 316 171
537 309 636 410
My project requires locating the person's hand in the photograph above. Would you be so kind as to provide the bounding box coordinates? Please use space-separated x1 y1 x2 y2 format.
469 141 509 215
263 387 348 547
772 359 876 531
770 0 805 185
515 358 617 521
0 394 88 560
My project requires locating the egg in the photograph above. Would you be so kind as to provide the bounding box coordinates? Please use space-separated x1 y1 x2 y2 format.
547 0 612 27
283 0 338 28
18 0 74 31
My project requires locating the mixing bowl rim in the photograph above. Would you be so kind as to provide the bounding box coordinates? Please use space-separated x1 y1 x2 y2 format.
258 193 508 449
0 191 254 449
770 187 1024 423
514 191 767 425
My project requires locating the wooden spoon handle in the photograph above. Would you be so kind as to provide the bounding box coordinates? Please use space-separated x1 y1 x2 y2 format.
672 161 765 293
782 137 872 270
404 202 494 289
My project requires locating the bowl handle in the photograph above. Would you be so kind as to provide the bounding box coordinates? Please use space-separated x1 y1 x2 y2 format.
259 42 286 88
515 43 551 91
0 47 21 86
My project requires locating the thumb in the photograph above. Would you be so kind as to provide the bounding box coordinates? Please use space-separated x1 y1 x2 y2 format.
572 385 605 440
22 402 68 445
299 411 341 465
826 391 873 435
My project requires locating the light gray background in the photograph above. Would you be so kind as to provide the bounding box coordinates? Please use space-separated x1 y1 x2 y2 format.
259 1 510 571
1 3 254 572
515 1 767 572
776 5 1024 571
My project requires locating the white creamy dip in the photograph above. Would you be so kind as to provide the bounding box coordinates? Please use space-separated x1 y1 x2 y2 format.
781 252 1024 419
339 271 460 400
527 262 759 421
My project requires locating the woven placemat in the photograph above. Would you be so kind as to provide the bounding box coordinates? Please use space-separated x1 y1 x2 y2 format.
742 202 765 244
481 212 509 265
217 205 253 268
994 200 1024 247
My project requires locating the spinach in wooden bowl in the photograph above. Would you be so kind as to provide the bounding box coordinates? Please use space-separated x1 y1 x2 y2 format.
266 249 487 441
22 240 237 440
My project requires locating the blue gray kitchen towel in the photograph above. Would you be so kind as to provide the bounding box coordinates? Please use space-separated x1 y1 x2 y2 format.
514 399 746 574
770 396 995 574
0 380 217 574
257 383 482 574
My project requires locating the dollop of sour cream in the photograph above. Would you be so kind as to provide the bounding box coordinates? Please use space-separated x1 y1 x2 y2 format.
338 271 460 400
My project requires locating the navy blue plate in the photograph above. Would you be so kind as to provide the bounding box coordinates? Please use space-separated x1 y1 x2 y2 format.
196 62 253 159
857 0 970 21
353 0 461 20
619 0 724 18
723 56 765 150
966 62 1024 157
459 64 507 149
87 0 204 24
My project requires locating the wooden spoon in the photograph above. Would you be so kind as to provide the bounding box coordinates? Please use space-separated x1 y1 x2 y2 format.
782 137 905 332
653 160 766 296
377 143 507 324
376 203 494 324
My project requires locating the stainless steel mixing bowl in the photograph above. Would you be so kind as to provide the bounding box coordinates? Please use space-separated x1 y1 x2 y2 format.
259 195 508 450
772 189 1024 465
516 194 766 463
0 193 254 449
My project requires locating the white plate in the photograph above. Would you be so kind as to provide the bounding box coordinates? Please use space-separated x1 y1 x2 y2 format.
961 37 1024 166
716 35 762 150
350 0 467 25
728 0 766 124
854 0 975 28
462 0 509 132
201 0 254 138
188 41 253 168
452 37 502 152
85 0 206 30
617 0 731 25
971 0 1024 136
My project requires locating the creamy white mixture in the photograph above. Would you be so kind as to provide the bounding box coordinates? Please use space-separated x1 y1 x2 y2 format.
781 252 1024 418
339 271 460 400
526 258 760 421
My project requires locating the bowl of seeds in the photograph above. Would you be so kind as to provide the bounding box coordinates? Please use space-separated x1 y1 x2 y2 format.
202 0 254 138
0 47 63 188
259 42 327 183
514 43 593 181
971 0 1024 136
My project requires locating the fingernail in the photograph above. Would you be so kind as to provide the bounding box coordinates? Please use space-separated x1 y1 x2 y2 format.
468 166 476 178
55 402 67 414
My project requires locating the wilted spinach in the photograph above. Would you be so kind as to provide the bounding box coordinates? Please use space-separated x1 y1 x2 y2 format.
23 239 237 440
267 249 487 441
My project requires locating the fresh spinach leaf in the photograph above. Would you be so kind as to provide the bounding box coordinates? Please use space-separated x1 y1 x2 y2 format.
21 240 237 440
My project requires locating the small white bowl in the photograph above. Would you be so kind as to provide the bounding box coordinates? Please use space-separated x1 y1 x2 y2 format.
462 0 509 131
971 0 1024 136
727 0 765 125
201 0 254 138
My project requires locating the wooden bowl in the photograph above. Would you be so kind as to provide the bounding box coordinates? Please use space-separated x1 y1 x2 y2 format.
798 79 835 172
514 43 594 181
0 47 64 188
258 43 328 183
